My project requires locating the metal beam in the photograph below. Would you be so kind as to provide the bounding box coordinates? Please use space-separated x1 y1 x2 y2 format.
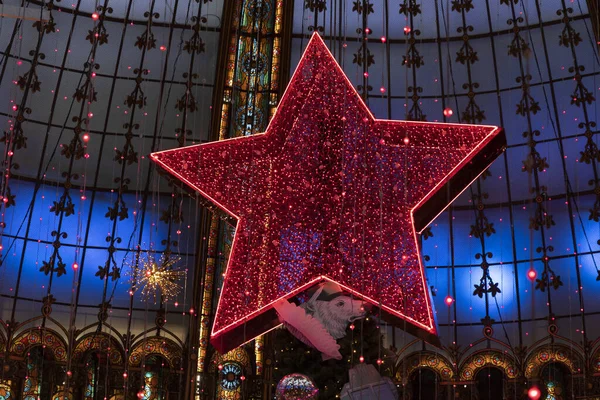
0 5 49 21
587 0 599 48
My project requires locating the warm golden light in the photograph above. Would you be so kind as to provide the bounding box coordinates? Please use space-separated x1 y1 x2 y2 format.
129 254 185 303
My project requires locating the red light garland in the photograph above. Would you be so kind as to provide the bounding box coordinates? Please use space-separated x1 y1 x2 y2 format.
151 33 506 353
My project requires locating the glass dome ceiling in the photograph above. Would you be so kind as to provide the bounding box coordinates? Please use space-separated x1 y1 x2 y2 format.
0 0 598 372
0 0 224 342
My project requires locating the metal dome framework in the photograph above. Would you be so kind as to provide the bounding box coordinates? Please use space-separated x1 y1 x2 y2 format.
0 0 598 399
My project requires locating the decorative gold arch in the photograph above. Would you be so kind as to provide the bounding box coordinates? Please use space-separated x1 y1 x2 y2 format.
395 351 454 382
72 333 124 366
208 347 252 375
525 344 583 379
459 350 518 381
10 328 67 362
129 336 182 368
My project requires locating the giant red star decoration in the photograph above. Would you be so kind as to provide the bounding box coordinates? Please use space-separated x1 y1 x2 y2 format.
151 33 506 353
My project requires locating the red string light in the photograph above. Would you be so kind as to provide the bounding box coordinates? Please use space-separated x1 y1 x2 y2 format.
528 386 541 400
444 295 454 306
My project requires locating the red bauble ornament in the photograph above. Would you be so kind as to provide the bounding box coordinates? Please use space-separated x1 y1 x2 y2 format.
443 107 453 117
151 33 506 354
444 295 454 306
527 269 537 281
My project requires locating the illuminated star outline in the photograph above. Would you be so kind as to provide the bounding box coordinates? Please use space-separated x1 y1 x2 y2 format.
151 33 506 353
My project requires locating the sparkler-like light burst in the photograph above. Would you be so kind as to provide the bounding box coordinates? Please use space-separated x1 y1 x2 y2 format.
129 254 185 303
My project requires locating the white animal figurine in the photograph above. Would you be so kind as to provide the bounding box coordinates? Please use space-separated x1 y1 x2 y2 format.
300 282 366 339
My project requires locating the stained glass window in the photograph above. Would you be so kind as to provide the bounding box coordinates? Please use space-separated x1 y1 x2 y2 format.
52 387 72 400
0 381 13 400
140 355 173 400
207 348 250 400
217 362 243 399
84 353 97 400
141 371 158 400
219 0 285 139
542 363 567 400
22 348 43 400
545 381 562 400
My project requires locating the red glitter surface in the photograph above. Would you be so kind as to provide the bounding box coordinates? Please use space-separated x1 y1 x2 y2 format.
151 33 505 353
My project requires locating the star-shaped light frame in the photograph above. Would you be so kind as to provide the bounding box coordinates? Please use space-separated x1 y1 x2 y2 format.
151 33 506 353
